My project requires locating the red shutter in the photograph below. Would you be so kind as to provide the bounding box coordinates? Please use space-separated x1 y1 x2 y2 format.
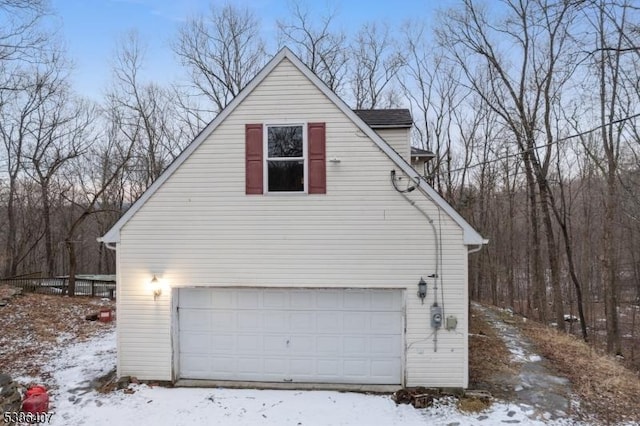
245 123 263 194
307 122 326 194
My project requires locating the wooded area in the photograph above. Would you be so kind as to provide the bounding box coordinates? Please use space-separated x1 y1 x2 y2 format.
1 0 639 365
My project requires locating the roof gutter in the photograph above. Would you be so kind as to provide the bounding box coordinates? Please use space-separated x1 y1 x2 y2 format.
468 243 486 254
97 237 117 251
369 125 413 129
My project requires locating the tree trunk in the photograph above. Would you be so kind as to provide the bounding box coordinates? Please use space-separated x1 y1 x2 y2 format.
507 188 516 310
539 183 565 331
4 181 17 277
42 181 54 276
561 221 589 341
524 154 546 322
603 172 620 354
66 240 76 297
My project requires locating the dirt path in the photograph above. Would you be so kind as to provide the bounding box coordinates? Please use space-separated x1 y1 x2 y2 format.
472 302 579 423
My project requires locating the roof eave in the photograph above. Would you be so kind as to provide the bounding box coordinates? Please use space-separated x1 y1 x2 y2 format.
371 124 413 129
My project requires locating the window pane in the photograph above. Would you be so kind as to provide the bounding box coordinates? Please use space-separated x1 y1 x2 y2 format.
268 160 304 192
268 126 303 158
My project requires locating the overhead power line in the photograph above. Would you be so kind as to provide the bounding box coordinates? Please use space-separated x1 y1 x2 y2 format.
444 112 640 174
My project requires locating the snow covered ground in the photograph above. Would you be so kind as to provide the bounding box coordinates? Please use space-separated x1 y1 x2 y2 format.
30 329 589 426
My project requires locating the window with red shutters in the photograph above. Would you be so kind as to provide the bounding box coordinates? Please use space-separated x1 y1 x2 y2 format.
245 122 325 195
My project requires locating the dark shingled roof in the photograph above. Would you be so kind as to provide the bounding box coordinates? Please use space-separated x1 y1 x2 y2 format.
353 109 413 128
411 147 435 158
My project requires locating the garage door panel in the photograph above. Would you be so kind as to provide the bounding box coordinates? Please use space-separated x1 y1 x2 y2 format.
343 336 367 354
371 360 400 378
211 289 235 308
343 312 369 331
317 359 340 376
263 312 288 331
290 290 315 308
316 336 340 354
263 290 288 308
343 290 368 309
237 312 261 330
210 334 235 350
344 359 368 377
237 290 259 309
180 288 214 308
237 335 261 352
289 335 315 354
289 312 315 332
370 336 401 354
371 312 403 332
179 288 403 384
316 290 342 308
316 312 342 332
263 358 287 375
371 290 403 310
181 332 211 353
179 310 211 331
211 357 236 375
290 358 314 375
263 335 287 352
210 311 235 331
181 354 211 377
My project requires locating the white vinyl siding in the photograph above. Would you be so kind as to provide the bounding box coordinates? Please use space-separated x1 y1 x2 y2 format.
116 58 469 388
376 128 411 162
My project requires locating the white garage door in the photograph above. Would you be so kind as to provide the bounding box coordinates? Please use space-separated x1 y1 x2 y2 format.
178 288 403 384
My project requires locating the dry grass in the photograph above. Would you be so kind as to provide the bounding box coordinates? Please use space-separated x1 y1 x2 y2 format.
519 318 640 424
457 397 491 413
0 285 115 379
468 305 516 399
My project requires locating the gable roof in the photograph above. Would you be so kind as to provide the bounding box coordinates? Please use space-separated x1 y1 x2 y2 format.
353 109 413 128
99 47 486 246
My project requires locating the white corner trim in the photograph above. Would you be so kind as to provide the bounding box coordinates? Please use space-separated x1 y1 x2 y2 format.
99 46 486 246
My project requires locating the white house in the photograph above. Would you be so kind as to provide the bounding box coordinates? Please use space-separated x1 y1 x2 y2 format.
99 47 486 390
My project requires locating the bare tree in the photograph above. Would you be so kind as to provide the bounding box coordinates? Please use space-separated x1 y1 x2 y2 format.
350 22 403 108
278 1 348 94
576 0 638 354
62 126 133 296
108 32 184 198
550 148 589 340
437 0 581 328
0 68 47 276
174 3 266 118
24 83 93 276
0 0 48 63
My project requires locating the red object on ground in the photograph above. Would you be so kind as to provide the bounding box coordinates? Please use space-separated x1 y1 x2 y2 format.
23 386 49 413
99 308 113 322
25 385 47 398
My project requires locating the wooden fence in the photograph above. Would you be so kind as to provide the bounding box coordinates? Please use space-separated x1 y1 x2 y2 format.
0 277 116 299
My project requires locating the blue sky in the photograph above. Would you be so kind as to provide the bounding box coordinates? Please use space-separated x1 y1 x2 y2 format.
50 0 454 99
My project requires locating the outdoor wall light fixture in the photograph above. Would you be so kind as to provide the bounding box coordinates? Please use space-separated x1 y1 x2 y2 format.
150 275 162 300
418 277 427 304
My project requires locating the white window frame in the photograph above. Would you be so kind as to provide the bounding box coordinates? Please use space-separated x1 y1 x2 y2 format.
263 123 308 194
